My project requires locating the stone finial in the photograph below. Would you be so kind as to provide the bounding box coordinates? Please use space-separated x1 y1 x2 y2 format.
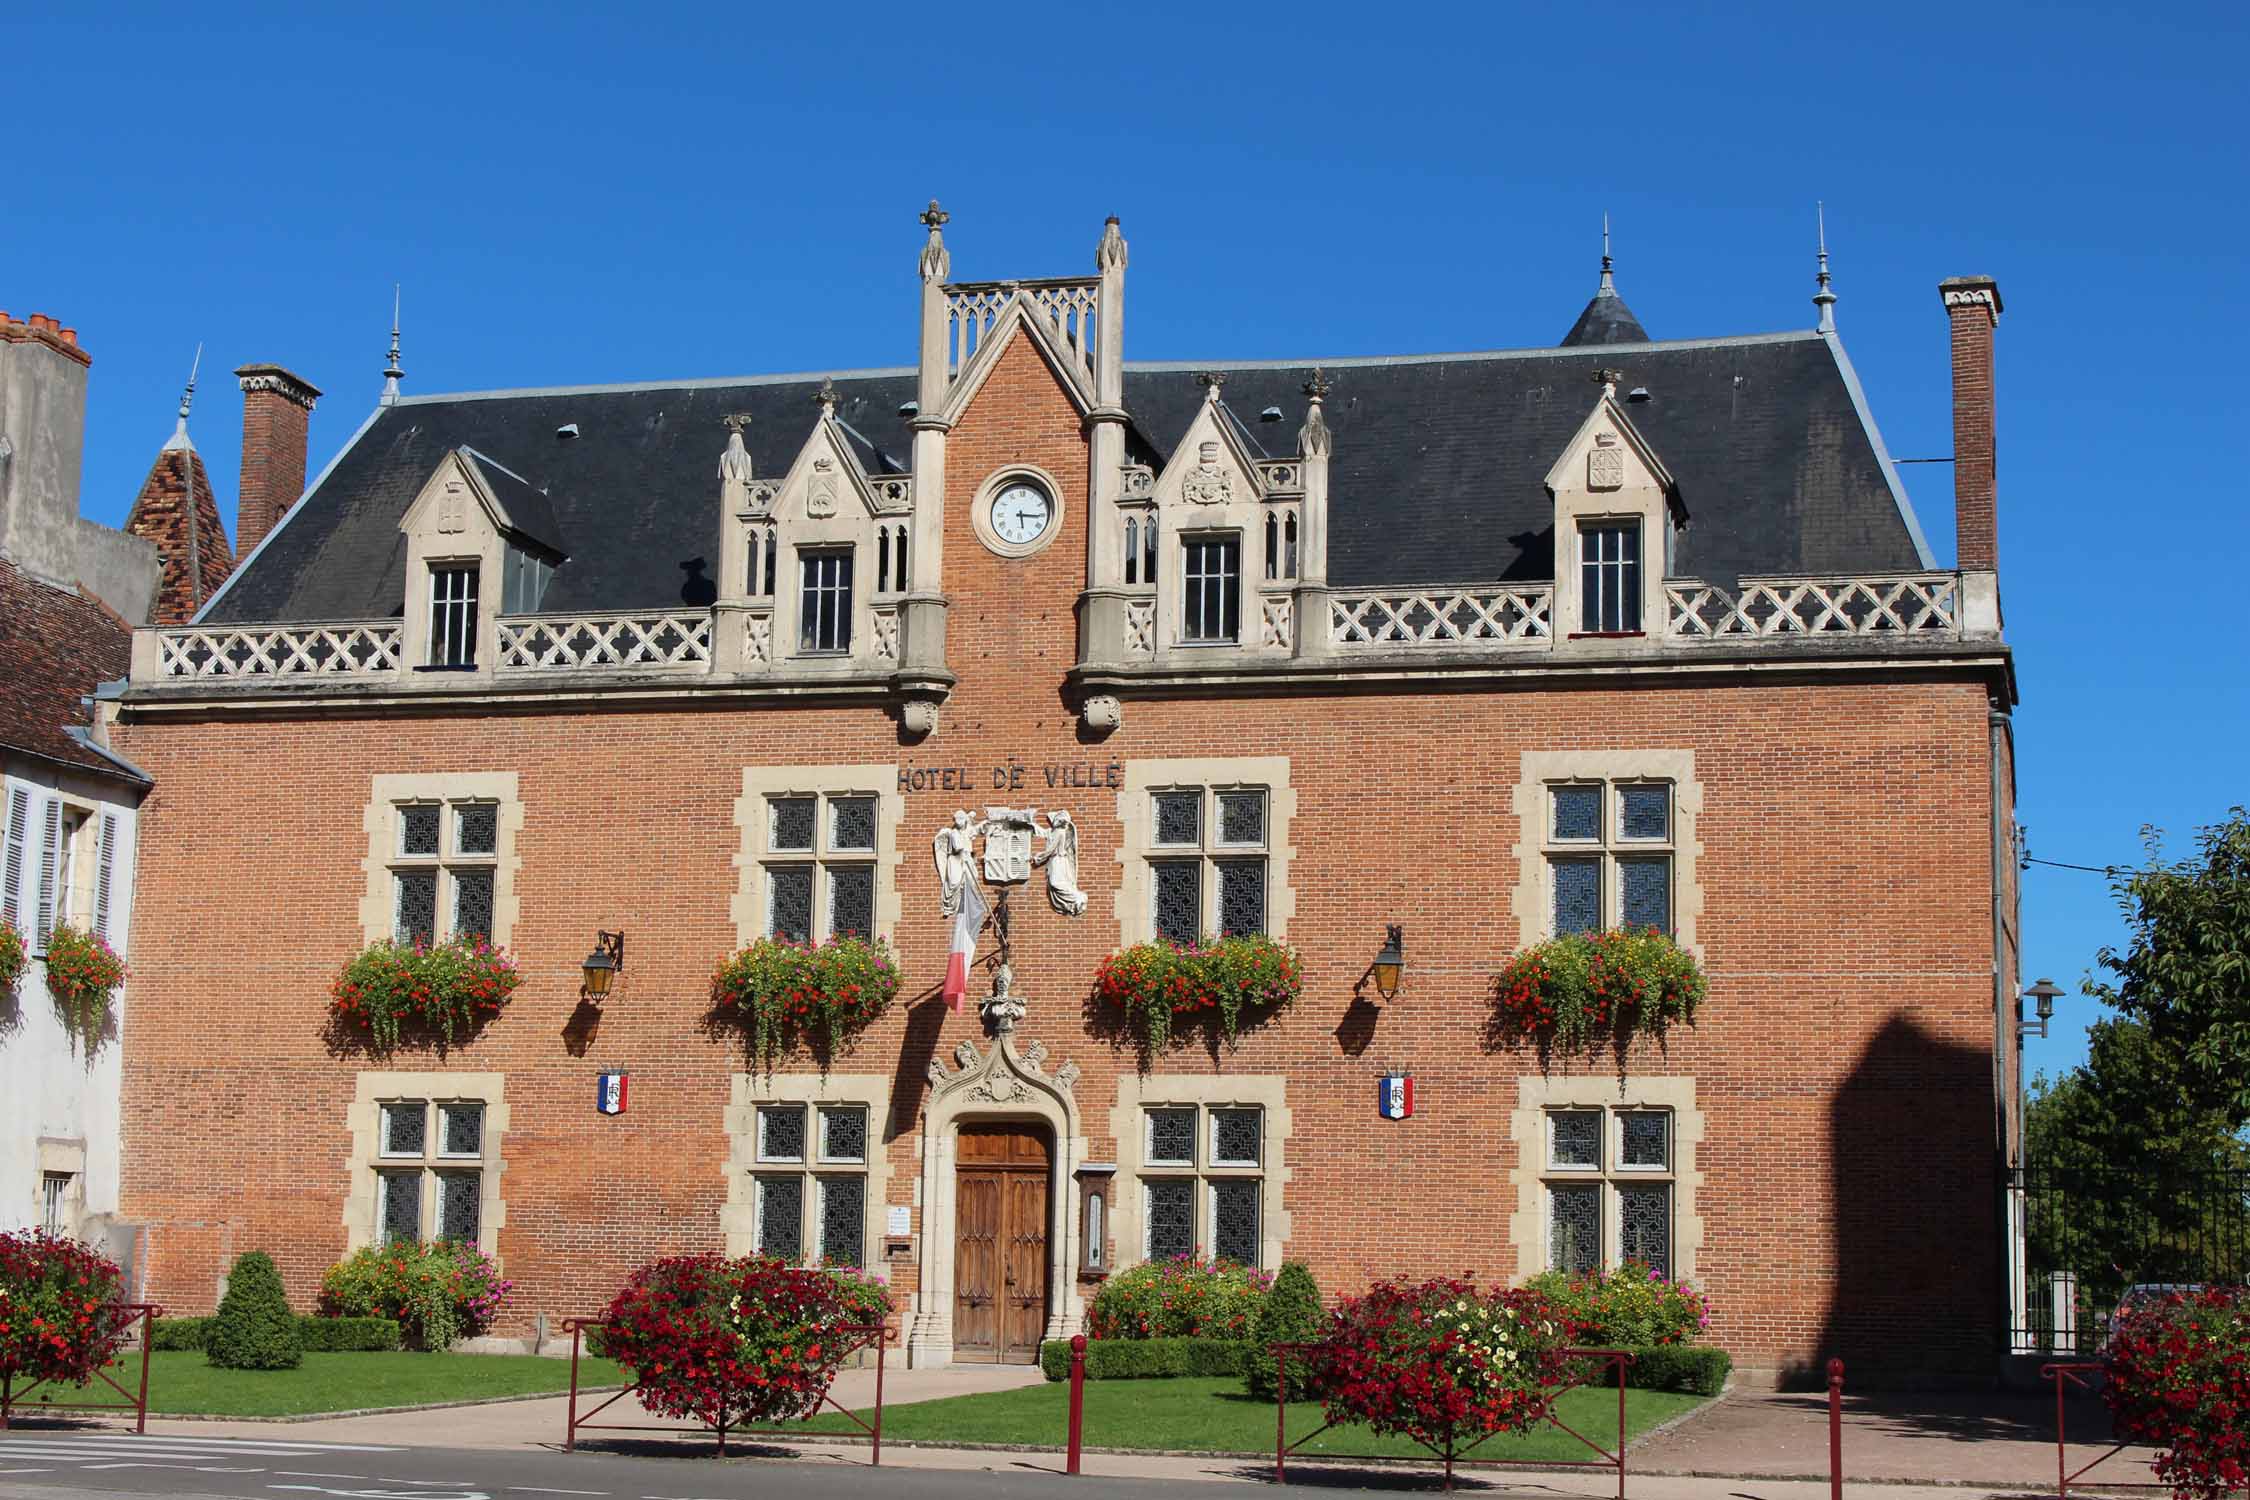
918 199 952 283
1097 215 1128 273
815 377 839 417
1299 367 1332 458
1195 370 1226 403
1593 367 1622 398
1813 202 1838 334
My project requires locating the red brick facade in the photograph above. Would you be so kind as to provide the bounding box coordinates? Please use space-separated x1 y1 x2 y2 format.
111 324 2018 1383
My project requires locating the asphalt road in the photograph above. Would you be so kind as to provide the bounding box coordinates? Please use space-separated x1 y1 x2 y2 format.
0 1430 1230 1500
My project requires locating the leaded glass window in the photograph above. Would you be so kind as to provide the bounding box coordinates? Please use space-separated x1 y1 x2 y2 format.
1619 1112 1669 1169
1145 1179 1194 1260
380 1102 426 1158
1217 860 1266 938
817 1176 865 1264
1620 1183 1671 1275
1153 862 1201 945
1542 777 1675 938
1145 1108 1196 1167
437 1172 481 1243
392 801 501 946
438 1102 484 1158
372 1093 495 1252
1217 791 1265 847
765 790 889 942
379 1170 420 1244
1143 785 1270 945
756 1175 805 1260
1549 1110 1601 1169
1153 791 1201 847
1210 1179 1260 1266
818 1105 867 1164
1548 1182 1601 1273
757 1104 807 1163
1210 1108 1261 1167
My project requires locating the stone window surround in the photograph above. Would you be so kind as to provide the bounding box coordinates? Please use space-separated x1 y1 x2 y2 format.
343 1071 508 1258
722 1073 893 1271
731 766 906 946
1113 757 1296 948
1108 1074 1292 1274
1507 1074 1702 1284
36 1138 86 1237
358 773 524 947
1510 749 1702 953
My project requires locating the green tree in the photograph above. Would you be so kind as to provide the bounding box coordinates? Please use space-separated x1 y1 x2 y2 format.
206 1251 303 1370
2091 808 2250 1126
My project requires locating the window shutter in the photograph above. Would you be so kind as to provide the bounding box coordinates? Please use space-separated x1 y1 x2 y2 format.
34 795 63 949
1 786 28 929
94 812 118 943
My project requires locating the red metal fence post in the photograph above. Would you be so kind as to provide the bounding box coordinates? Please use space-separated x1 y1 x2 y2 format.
2054 1363 2067 1498
1274 1346 1288 1485
1827 1357 1845 1500
1066 1334 1087 1475
564 1320 583 1452
133 1305 153 1434
871 1322 887 1467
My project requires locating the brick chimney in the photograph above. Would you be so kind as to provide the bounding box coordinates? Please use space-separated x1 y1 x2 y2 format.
233 363 321 560
1938 277 2001 572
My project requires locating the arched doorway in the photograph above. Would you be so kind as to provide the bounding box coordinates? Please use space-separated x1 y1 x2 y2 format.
953 1122 1050 1363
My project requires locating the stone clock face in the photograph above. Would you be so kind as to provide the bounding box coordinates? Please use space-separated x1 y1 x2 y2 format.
991 482 1054 545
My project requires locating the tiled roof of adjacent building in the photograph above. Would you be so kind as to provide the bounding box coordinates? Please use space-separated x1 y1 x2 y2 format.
203 328 1932 625
125 442 235 625
0 555 139 779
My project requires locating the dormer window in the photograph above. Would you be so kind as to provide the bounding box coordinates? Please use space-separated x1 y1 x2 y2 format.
1181 535 1240 644
798 549 853 654
428 564 479 667
1578 522 1641 634
501 544 553 614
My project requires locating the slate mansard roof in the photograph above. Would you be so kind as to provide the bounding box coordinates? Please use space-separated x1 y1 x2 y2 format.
203 329 1932 625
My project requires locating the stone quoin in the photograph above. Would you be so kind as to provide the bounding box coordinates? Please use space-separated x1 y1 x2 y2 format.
101 211 2021 1385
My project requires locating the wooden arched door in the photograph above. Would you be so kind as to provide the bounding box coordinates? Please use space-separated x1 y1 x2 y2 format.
954 1123 1051 1363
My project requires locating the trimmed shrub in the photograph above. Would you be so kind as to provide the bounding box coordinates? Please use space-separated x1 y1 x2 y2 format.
1613 1344 1731 1396
1086 1254 1272 1340
207 1251 303 1369
1040 1336 1252 1381
318 1241 511 1350
1246 1259 1323 1402
1523 1261 1711 1347
2104 1284 2250 1500
153 1314 402 1353
0 1229 130 1388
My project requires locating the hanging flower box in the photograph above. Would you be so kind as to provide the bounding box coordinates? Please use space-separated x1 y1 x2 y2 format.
0 920 25 1012
1095 935 1302 1058
710 935 900 1068
329 936 520 1053
1491 927 1705 1052
43 923 127 1053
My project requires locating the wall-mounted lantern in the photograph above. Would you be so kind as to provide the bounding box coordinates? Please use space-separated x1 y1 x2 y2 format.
1368 925 1405 1002
581 930 626 1001
2018 977 2063 1040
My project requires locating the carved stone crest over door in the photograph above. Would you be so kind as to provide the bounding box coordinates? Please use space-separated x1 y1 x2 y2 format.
952 1123 1051 1363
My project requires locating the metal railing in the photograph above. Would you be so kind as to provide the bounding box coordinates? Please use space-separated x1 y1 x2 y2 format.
0 1302 161 1432
2011 1163 2250 1355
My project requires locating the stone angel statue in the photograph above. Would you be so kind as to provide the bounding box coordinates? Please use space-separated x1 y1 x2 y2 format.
1033 809 1089 917
933 809 983 917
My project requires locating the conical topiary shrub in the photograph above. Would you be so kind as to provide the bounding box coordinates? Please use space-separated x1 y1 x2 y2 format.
1247 1258 1323 1402
206 1251 303 1369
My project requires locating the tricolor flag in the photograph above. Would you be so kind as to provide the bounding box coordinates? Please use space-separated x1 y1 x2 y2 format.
597 1072 629 1115
1378 1074 1414 1120
941 878 989 1013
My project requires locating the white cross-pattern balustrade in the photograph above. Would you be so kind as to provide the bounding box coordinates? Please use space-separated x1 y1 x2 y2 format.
496 611 714 671
1665 574 1961 640
1328 587 1555 648
154 622 403 679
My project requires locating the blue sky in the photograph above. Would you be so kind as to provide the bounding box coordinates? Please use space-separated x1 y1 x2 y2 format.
9 2 2242 1080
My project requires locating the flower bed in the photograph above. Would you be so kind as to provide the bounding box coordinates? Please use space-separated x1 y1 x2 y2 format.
1492 928 1705 1052
1311 1277 1579 1453
329 937 520 1052
1095 936 1302 1056
317 1241 511 1350
0 1229 131 1390
2104 1284 2250 1500
1522 1261 1710 1346
1086 1254 1273 1340
593 1255 891 1430
43 923 126 1051
711 937 900 1068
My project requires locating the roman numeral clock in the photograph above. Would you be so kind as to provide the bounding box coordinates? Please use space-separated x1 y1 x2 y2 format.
971 467 1065 559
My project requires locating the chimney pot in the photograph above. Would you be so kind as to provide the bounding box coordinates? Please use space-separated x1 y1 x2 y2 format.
59 328 75 345
1939 276 2002 574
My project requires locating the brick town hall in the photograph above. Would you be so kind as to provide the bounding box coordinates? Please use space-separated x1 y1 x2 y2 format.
97 210 2023 1383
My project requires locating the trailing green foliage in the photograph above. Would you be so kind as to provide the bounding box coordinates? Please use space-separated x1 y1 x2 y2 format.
206 1251 303 1370
1040 1336 1254 1381
1491 927 1705 1053
329 937 520 1052
1522 1261 1710 1346
1246 1259 1324 1402
1094 936 1302 1058
0 920 25 1005
710 936 900 1068
43 923 126 1052
152 1315 402 1353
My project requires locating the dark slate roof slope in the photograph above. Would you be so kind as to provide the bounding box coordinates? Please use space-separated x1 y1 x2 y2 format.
0 556 138 778
1559 287 1651 347
204 332 1927 623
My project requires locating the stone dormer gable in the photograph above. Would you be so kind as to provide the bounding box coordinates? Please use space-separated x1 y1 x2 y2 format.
752 408 911 527
1148 386 1267 516
1544 382 1681 636
398 447 564 557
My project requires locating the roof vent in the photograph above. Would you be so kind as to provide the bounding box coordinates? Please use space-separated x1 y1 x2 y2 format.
556 422 580 439
898 400 919 417
1626 387 1651 403
1259 406 1283 422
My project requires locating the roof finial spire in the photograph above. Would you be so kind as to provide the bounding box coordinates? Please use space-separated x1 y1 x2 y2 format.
1599 212 1615 296
381 284 405 405
1813 202 1838 333
164 343 203 452
918 199 952 283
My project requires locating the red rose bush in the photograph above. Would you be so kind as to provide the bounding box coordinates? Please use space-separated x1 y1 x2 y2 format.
1312 1277 1581 1453
596 1255 890 1430
0 1230 131 1392
2104 1285 2250 1500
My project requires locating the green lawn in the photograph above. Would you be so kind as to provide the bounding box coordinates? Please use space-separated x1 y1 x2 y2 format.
799 1377 1705 1464
11 1352 630 1418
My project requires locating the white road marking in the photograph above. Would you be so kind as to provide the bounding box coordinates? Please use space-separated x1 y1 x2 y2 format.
0 1467 54 1475
270 1487 492 1500
277 1471 375 1479
0 1434 403 1454
511 1489 609 1496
